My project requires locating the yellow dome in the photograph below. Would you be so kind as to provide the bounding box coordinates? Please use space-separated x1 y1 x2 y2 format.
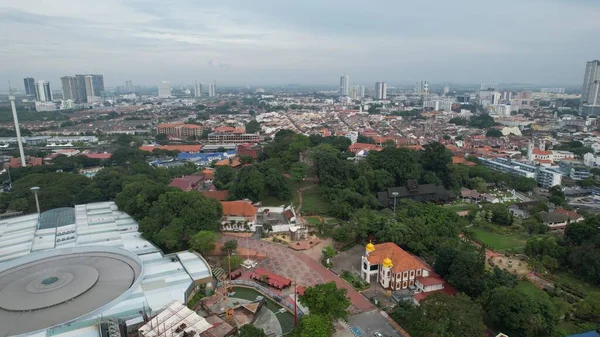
382 258 393 268
366 243 375 252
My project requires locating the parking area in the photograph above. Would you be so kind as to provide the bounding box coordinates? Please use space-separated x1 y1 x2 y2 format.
347 310 405 337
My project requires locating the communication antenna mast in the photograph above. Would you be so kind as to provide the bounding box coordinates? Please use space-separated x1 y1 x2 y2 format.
8 82 26 167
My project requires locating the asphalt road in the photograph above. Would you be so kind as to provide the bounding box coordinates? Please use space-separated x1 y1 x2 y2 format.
347 310 404 337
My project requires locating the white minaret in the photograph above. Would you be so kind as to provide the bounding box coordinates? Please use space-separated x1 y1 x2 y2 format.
527 140 534 161
9 85 26 167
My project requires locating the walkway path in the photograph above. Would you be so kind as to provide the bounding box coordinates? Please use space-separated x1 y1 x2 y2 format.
220 235 375 312
295 184 317 216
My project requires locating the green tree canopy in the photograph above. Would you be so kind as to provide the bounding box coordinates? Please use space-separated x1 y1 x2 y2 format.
238 324 267 337
483 287 559 337
390 293 486 337
292 314 331 337
245 119 261 134
189 231 220 255
299 282 350 321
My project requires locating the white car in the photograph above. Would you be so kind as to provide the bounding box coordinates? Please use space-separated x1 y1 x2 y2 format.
374 333 384 337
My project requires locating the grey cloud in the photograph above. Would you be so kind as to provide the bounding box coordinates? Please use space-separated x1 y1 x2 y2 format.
1 0 600 89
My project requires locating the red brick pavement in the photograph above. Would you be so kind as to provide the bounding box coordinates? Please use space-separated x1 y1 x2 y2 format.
220 235 375 312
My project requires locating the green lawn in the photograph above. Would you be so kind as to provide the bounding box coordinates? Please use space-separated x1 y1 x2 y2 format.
469 226 527 252
516 280 547 297
300 188 332 215
553 271 600 295
444 203 478 213
260 178 317 207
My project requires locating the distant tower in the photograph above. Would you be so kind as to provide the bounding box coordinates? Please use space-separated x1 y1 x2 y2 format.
23 77 35 96
60 76 79 101
443 86 450 95
8 85 26 167
158 81 172 98
194 82 203 97
34 80 53 102
340 75 350 96
375 82 387 100
208 82 216 97
527 140 534 161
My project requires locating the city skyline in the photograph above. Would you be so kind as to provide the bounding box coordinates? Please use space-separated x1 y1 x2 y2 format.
2 0 600 89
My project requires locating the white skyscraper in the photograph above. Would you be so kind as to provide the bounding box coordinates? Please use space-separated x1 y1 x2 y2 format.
443 86 450 95
158 81 172 98
194 82 203 97
360 85 365 98
340 75 350 96
34 81 53 102
208 82 216 97
415 81 429 93
350 85 361 100
375 82 387 100
582 60 600 106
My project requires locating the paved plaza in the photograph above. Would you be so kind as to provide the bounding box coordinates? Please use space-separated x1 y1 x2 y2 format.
219 235 375 311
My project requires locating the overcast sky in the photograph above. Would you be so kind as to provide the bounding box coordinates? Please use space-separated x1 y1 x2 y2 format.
1 0 600 89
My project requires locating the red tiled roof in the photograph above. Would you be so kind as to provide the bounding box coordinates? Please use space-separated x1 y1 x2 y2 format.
214 126 236 133
82 153 112 159
532 149 552 155
221 200 257 217
201 190 229 201
249 268 292 289
554 207 582 220
169 178 193 191
215 157 242 167
349 143 382 152
416 275 444 287
367 242 427 273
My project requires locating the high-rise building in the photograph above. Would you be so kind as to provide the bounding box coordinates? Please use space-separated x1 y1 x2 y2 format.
443 86 450 95
340 75 350 96
75 75 87 103
208 82 216 97
34 81 53 102
350 85 360 100
23 78 35 95
194 82 203 97
479 83 497 91
158 81 172 98
414 81 429 93
375 82 387 100
582 60 600 106
125 80 133 92
84 75 96 102
60 76 79 101
91 74 104 96
360 85 366 98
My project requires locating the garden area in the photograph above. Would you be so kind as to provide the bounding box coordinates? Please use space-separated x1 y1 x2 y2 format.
469 226 527 252
340 270 370 291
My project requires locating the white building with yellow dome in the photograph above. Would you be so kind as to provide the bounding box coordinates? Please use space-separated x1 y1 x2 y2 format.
361 242 432 291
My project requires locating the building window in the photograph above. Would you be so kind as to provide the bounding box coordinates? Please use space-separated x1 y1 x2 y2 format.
409 280 414 286
410 270 415 278
396 273 401 280
403 271 408 279
370 264 378 271
416 269 421 276
363 262 367 270
403 281 407 288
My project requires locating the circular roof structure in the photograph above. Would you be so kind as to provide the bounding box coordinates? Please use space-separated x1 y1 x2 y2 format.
38 207 76 229
0 247 143 337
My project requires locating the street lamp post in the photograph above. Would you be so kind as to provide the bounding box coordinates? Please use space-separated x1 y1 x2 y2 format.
392 192 399 213
30 186 41 216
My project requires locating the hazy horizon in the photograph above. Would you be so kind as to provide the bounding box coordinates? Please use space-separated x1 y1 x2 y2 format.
2 0 600 91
